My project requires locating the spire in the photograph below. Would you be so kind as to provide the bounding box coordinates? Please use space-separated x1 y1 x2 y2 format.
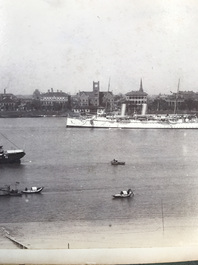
139 78 143 92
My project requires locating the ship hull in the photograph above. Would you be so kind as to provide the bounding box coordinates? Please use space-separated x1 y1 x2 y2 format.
0 150 25 164
66 117 198 129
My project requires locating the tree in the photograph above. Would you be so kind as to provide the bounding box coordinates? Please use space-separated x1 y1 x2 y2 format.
151 99 168 112
185 99 198 111
32 99 42 110
33 89 41 100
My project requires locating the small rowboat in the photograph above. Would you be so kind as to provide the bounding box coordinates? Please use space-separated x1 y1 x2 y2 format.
111 159 125 165
22 187 44 194
112 189 134 199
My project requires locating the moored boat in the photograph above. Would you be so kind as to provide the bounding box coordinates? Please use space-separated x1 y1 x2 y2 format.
66 114 198 129
111 159 125 165
0 185 11 196
9 190 22 196
0 184 22 196
112 189 134 199
0 145 25 164
22 187 44 194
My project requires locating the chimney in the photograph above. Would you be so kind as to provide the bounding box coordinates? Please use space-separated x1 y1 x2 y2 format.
4 89 6 94
51 88 53 92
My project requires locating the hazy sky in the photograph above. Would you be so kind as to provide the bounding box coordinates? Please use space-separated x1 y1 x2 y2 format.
0 0 198 95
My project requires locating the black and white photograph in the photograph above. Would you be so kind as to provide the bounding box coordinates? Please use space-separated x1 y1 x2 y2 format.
1 0 198 264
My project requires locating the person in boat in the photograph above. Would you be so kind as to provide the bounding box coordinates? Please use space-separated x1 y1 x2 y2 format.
127 189 134 196
25 187 28 191
113 159 118 163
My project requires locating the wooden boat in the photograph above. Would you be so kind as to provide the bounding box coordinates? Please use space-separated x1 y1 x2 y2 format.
9 190 22 196
0 184 22 196
112 189 134 199
22 187 44 194
111 159 125 165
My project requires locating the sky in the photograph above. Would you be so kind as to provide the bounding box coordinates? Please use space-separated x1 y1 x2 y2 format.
0 0 198 95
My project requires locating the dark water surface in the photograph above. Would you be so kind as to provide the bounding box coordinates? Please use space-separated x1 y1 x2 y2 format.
1 117 198 229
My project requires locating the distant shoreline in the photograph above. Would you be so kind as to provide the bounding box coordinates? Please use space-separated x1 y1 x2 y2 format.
1 110 198 118
0 111 68 118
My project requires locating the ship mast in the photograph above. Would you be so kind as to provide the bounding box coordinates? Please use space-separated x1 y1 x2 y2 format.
174 79 180 114
105 77 111 113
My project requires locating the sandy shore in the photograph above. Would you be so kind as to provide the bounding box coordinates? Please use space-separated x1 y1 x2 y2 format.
1 221 198 264
1 219 198 250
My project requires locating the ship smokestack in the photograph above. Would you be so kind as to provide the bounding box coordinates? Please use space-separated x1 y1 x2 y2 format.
141 103 147 115
121 103 126 117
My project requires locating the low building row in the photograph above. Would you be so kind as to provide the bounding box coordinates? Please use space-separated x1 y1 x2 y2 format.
1 80 198 114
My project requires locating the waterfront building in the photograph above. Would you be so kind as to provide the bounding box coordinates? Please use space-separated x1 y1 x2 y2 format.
76 81 114 113
72 106 91 115
165 94 184 109
77 91 92 107
124 79 148 114
16 95 34 111
0 89 17 111
40 88 70 110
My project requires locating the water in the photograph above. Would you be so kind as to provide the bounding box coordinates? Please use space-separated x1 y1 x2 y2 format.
1 117 198 248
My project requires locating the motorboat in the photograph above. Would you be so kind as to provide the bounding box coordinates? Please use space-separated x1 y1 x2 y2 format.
111 159 125 165
22 187 44 194
112 189 134 198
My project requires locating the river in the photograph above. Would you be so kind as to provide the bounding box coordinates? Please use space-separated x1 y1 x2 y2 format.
0 117 198 249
